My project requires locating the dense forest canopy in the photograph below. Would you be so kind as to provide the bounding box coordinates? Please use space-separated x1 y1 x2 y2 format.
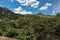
0 7 60 40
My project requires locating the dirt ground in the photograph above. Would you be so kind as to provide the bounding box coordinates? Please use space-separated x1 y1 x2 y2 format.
0 36 16 40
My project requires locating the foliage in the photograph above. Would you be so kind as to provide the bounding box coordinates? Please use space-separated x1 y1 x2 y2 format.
0 7 60 40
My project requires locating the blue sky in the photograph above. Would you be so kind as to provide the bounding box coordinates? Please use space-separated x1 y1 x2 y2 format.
0 0 60 15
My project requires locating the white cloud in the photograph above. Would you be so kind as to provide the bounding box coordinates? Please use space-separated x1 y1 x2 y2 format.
14 7 23 12
40 6 48 10
10 0 14 2
0 4 3 7
52 1 60 13
14 7 32 15
31 1 39 8
51 11 56 15
45 3 52 6
39 3 52 10
21 10 33 14
16 0 39 8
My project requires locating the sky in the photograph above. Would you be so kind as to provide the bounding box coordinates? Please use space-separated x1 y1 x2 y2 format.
0 0 60 15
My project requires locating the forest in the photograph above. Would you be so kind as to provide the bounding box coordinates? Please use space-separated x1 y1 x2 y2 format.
0 7 60 40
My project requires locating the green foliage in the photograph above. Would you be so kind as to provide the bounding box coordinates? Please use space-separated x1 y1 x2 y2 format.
0 7 60 40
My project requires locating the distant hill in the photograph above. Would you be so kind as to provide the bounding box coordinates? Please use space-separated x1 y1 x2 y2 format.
0 7 24 19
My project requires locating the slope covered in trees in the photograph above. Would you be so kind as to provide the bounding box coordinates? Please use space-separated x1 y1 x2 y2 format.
0 7 60 40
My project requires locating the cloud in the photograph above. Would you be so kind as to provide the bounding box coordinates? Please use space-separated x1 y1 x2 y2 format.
52 1 60 13
10 0 14 2
39 3 52 10
14 7 32 15
39 6 49 10
45 3 52 6
51 11 56 15
31 1 39 8
16 0 39 8
0 4 3 7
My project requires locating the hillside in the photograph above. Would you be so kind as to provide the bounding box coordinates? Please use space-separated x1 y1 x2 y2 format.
0 7 60 40
0 7 24 19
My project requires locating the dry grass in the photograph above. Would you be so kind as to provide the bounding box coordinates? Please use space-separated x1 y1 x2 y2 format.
0 36 16 40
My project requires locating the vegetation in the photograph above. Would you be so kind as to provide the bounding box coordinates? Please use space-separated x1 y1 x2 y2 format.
0 7 60 40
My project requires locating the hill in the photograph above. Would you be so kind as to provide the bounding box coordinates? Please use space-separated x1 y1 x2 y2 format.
0 7 24 19
0 7 60 40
